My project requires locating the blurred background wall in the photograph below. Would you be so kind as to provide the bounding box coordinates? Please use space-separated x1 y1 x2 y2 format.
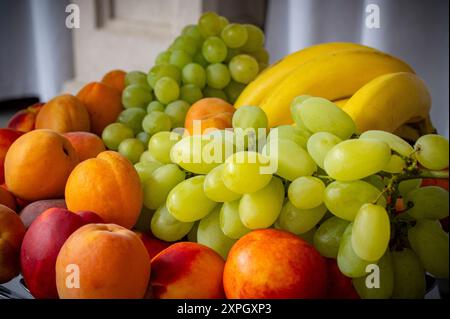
0 0 448 136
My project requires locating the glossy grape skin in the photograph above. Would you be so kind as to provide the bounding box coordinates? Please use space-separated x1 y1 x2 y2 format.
239 177 285 229
164 100 190 128
169 49 192 69
166 175 218 222
313 216 349 258
134 161 162 183
414 134 449 170
398 179 422 198
202 36 227 63
147 101 165 113
148 131 182 164
224 80 245 103
277 201 327 235
147 64 181 88
307 132 342 169
154 76 180 104
118 138 145 164
155 51 171 65
351 204 390 262
182 63 206 88
290 95 312 126
198 12 223 37
232 105 268 132
197 205 236 259
267 125 310 149
220 23 248 48
125 71 149 87
142 111 172 136
117 108 147 135
140 150 161 164
102 123 134 151
391 249 426 299
219 200 251 239
171 35 198 56
122 84 153 109
240 24 265 53
142 164 186 210
151 204 194 242
202 86 228 101
404 186 449 220
324 180 386 221
180 84 203 104
228 54 259 84
182 25 203 43
204 164 241 203
288 176 325 209
206 63 231 89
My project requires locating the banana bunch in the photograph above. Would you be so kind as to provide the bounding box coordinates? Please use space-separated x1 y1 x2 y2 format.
235 42 434 139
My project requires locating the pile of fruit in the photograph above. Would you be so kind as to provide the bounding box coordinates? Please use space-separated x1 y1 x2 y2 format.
0 12 448 300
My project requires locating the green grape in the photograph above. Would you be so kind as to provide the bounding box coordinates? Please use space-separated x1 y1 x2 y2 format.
117 108 146 135
118 138 145 164
147 64 181 88
232 105 268 133
239 177 285 229
408 219 449 278
414 134 449 170
134 161 162 182
148 131 182 164
125 71 149 87
102 123 134 151
240 24 265 53
187 221 199 242
202 36 227 63
224 80 245 104
193 51 209 67
262 138 317 181
147 101 165 113
170 134 234 174
169 49 193 69
267 125 310 149
140 150 161 163
166 175 218 222
293 97 356 140
359 130 414 156
198 12 223 37
324 180 387 221
290 95 312 126
134 207 154 232
222 151 272 194
218 16 229 31
277 201 327 234
164 100 190 128
203 86 228 101
220 23 248 48
307 132 342 169
155 51 171 65
288 176 325 209
182 63 206 88
398 178 421 198
351 204 390 262
204 164 241 202
151 204 193 242
136 131 150 145
224 48 240 63
142 164 185 210
363 175 386 191
383 154 405 173
182 25 203 43
404 186 449 220
122 84 153 109
220 200 251 239
352 250 394 299
197 205 236 259
324 139 391 181
171 35 198 56
337 223 374 278
180 84 203 104
206 63 231 89
391 248 426 299
142 111 171 135
229 54 259 84
250 47 269 66
154 76 180 104
313 216 349 258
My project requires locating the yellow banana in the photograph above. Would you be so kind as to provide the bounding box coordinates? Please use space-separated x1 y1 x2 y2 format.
234 42 377 108
394 124 422 142
333 98 350 108
260 49 415 127
342 72 431 133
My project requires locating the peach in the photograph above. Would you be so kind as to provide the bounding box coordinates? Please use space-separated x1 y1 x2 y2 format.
35 94 90 133
20 207 102 298
65 151 143 229
0 128 24 184
223 229 327 299
63 132 106 161
4 130 79 201
56 223 151 299
101 69 126 92
134 231 171 260
77 82 123 135
150 242 225 299
0 186 16 211
19 199 66 228
7 103 43 132
0 204 26 283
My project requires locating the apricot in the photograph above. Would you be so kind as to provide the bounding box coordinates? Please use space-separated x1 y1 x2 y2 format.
76 82 123 135
56 223 151 299
65 151 143 229
223 229 327 299
5 130 79 201
63 132 106 161
0 128 24 184
184 98 235 135
0 204 26 283
35 94 91 133
101 69 126 92
150 242 225 299
7 103 43 133
0 186 16 210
